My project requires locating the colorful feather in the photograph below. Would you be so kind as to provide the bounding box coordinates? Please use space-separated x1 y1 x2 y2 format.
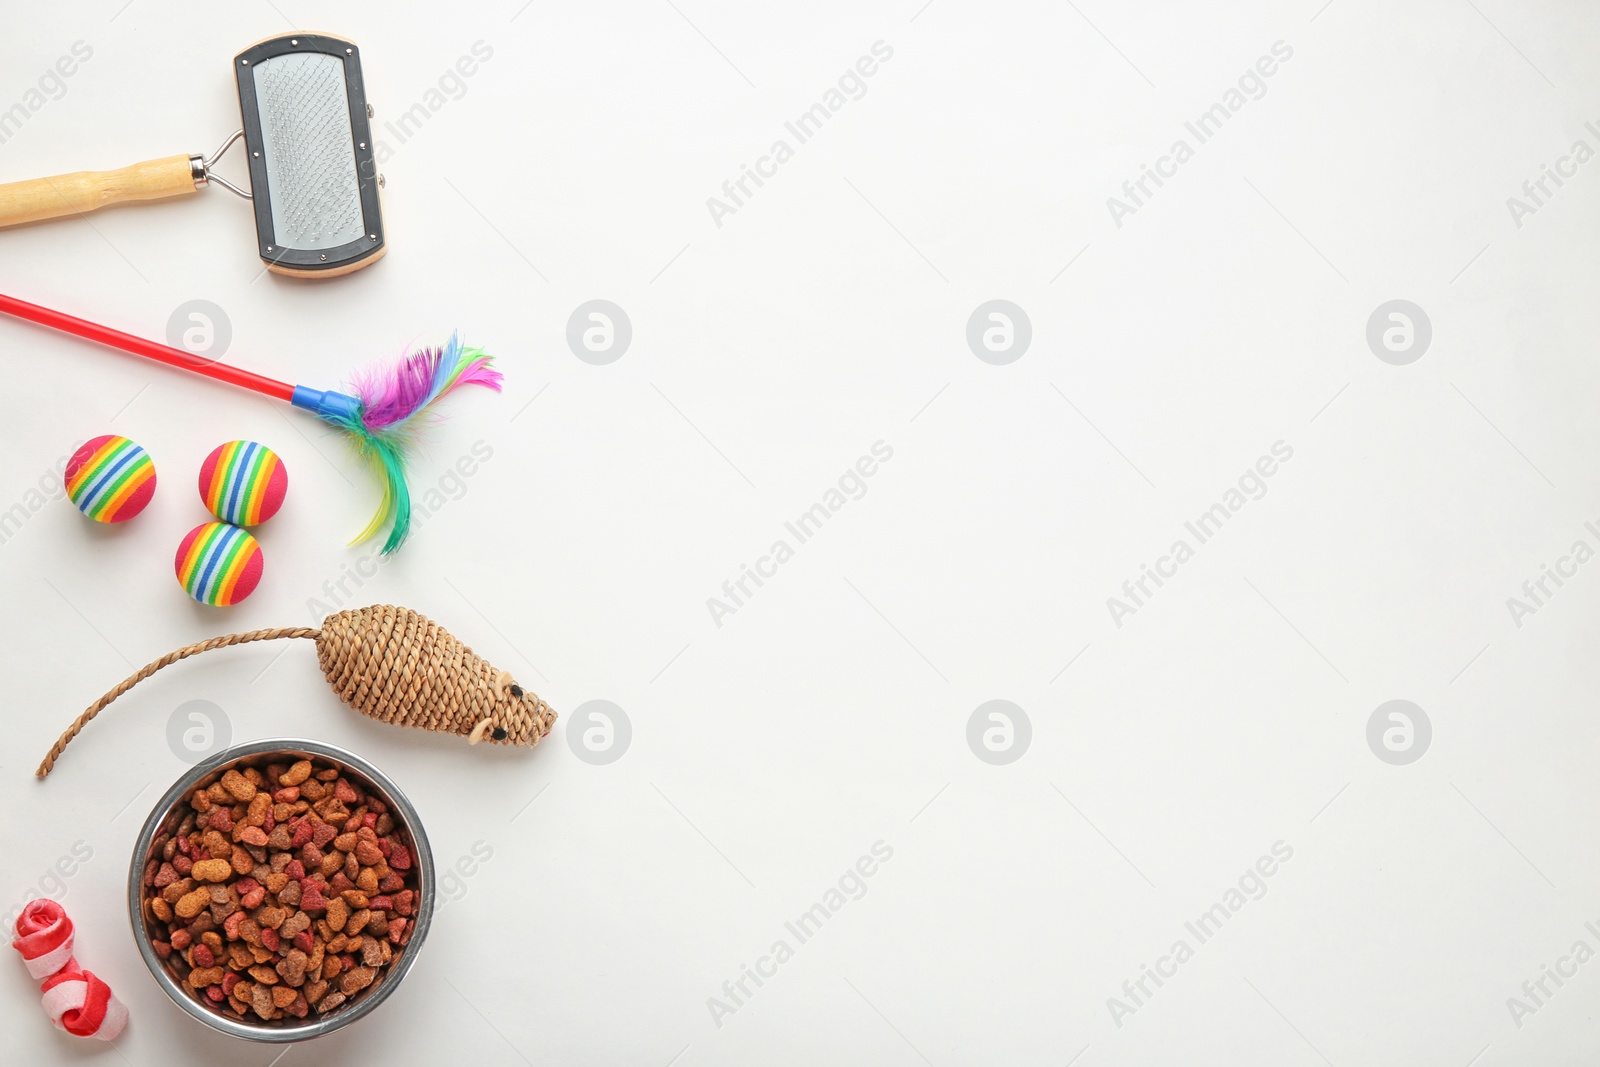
313 335 502 554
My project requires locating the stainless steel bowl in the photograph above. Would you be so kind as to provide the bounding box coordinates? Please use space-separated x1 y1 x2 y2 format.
129 739 435 1042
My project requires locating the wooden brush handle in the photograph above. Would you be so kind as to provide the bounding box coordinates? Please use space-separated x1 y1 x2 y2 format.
0 154 198 228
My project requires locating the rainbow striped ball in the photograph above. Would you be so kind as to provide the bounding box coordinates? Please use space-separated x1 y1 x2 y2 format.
198 440 287 526
64 434 157 523
175 522 264 606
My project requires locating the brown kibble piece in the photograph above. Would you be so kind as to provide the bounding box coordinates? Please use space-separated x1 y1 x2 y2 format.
339 966 376 996
251 983 274 1019
247 794 271 826
361 937 390 967
175 887 211 919
315 991 346 1014
188 966 225 989
325 898 349 933
280 760 312 787
272 985 298 1009
221 769 257 802
191 858 233 882
247 964 280 984
279 948 309 986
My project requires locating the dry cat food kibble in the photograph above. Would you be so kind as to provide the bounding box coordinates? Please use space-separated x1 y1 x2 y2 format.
139 756 420 1022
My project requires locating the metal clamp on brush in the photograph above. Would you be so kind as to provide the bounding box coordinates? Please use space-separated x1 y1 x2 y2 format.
188 130 252 200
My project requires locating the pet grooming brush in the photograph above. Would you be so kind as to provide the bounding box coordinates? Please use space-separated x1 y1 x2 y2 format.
0 33 384 278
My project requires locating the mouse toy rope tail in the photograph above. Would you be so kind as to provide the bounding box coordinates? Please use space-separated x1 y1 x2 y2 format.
36 627 320 779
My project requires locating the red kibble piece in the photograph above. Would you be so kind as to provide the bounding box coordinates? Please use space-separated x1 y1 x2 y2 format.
153 940 172 959
241 886 266 909
293 931 315 953
175 835 191 856
285 860 305 881
170 929 192 951
312 823 337 848
223 910 245 940
388 845 411 872
206 984 225 1003
222 972 239 995
393 890 414 917
340 954 354 972
273 787 300 803
208 808 233 831
299 881 326 912
368 895 393 911
234 876 261 895
378 873 404 893
334 780 358 804
330 872 355 893
287 993 309 1018
173 854 193 876
154 862 178 888
290 821 314 848
361 812 378 829
238 826 269 847
262 809 275 833
261 927 280 952
343 815 362 833
387 919 405 945
191 943 215 968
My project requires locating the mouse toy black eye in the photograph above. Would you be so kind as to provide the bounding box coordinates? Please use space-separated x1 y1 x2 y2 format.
492 727 508 741
509 685 523 698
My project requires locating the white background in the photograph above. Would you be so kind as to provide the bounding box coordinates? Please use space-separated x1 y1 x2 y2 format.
1 1 1598 1063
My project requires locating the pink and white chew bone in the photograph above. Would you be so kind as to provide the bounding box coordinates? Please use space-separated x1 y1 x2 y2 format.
10 899 127 1040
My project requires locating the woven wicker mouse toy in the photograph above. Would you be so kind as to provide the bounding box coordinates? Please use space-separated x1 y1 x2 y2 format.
37 605 555 777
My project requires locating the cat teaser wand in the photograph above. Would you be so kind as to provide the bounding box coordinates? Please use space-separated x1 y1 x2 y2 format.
0 292 500 553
